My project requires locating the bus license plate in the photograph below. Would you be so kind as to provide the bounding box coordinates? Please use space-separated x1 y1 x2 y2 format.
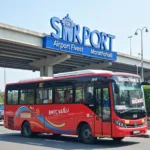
133 130 140 134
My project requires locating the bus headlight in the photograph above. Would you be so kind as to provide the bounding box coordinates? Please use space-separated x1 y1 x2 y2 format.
114 120 126 128
144 120 147 125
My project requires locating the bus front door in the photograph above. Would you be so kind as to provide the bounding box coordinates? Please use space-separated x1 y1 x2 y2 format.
94 84 112 138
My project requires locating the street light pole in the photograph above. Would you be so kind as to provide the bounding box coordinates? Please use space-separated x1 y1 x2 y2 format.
134 27 148 81
136 65 139 75
4 67 6 87
136 62 142 75
128 36 133 56
141 31 144 82
138 53 141 58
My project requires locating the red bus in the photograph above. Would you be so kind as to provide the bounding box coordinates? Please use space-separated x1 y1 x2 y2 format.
4 70 148 144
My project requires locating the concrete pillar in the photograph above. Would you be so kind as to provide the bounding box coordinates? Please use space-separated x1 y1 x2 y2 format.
40 67 44 76
40 66 53 77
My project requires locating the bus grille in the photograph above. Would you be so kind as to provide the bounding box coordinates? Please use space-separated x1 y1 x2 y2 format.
8 117 14 129
126 123 144 128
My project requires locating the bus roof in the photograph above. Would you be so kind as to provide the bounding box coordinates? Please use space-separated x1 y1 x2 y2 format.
17 70 113 83
7 69 140 85
53 69 113 78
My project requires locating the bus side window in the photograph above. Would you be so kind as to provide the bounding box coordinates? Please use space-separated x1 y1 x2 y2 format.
7 90 19 105
36 88 53 104
54 85 73 104
96 88 101 104
55 91 60 103
19 89 34 105
103 88 110 107
75 83 94 104
64 90 72 103
95 88 102 116
102 88 111 121
75 86 84 103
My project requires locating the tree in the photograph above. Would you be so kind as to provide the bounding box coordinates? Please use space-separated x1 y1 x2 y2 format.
0 91 4 103
144 86 150 116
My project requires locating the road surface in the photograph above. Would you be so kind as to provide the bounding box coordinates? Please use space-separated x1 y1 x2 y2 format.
0 126 149 150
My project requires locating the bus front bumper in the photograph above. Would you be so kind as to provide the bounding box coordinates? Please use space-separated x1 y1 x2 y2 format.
113 124 148 138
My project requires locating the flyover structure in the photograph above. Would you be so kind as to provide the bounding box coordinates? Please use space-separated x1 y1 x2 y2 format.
0 16 150 80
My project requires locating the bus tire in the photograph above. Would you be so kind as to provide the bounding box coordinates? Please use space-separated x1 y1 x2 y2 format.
79 124 96 144
21 121 32 137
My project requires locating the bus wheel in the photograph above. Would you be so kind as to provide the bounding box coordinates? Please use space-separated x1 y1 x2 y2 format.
79 124 96 144
21 121 32 137
113 137 124 142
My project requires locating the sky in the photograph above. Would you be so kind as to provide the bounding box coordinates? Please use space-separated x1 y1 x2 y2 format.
0 0 150 91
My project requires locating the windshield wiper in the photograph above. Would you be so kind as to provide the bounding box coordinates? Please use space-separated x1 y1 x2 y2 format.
118 108 145 113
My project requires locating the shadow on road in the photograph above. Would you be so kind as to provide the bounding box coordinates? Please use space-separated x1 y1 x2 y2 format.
0 133 140 150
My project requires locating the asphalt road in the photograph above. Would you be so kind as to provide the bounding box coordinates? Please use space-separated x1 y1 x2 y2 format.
0 126 149 150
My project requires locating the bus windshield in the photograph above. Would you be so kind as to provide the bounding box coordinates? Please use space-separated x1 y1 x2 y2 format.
112 75 145 112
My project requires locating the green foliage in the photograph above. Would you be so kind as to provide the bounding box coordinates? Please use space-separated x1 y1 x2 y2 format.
0 90 4 103
144 86 150 116
76 89 82 100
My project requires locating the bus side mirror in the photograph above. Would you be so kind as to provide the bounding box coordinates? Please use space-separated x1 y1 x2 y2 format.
114 84 119 94
105 79 116 83
141 81 150 85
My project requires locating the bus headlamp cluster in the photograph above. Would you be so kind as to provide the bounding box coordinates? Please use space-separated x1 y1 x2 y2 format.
143 120 147 125
114 120 126 128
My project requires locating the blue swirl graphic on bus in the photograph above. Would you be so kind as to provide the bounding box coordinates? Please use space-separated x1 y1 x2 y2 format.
14 106 33 120
14 106 74 134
